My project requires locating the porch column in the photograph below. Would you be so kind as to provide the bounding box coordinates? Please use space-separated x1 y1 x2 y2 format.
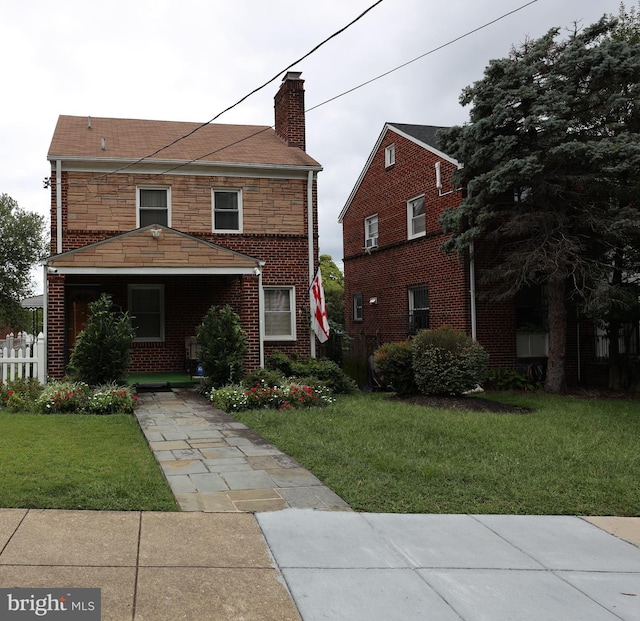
46 273 66 379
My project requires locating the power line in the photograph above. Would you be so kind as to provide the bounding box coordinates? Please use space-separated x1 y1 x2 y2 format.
101 0 384 178
55 0 539 199
306 0 540 113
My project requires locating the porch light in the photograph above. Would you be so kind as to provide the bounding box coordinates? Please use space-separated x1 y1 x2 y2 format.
151 227 162 239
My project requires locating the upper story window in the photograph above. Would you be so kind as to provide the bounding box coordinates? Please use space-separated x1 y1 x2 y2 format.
364 215 378 250
407 195 425 239
385 144 395 168
213 189 242 233
138 187 170 227
128 284 165 342
353 293 364 322
264 286 296 340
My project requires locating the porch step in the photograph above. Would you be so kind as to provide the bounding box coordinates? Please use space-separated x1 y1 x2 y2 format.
135 382 172 393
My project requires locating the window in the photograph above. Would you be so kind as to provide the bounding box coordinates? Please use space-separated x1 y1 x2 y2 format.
264 287 295 340
138 187 170 227
409 286 429 332
364 215 378 249
128 285 164 342
407 195 426 239
385 144 395 168
213 189 242 232
353 293 364 322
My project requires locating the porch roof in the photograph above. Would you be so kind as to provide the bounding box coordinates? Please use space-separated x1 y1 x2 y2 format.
45 225 263 275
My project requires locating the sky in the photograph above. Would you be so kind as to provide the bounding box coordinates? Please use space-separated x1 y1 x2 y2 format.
1 0 625 294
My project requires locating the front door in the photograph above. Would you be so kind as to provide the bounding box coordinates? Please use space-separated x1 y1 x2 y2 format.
66 288 99 357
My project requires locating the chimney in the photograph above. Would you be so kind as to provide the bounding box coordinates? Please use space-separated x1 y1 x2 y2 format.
274 71 306 151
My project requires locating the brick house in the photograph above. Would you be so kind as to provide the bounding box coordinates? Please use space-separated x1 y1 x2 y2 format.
44 72 323 379
339 122 598 382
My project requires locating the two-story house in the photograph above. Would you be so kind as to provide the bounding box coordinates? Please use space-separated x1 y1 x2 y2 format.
44 72 322 379
339 122 562 380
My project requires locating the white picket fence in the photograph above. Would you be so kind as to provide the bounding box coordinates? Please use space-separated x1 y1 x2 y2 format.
0 332 46 384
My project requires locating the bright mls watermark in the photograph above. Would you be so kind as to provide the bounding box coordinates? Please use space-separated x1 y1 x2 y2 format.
0 589 100 620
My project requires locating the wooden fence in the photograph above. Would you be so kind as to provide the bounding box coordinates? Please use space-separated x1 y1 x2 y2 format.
0 332 46 384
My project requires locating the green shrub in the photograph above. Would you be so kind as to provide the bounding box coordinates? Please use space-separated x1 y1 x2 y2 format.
69 294 135 385
484 368 539 391
412 327 489 396
196 304 247 390
243 367 287 388
0 378 43 411
373 341 417 395
267 351 357 394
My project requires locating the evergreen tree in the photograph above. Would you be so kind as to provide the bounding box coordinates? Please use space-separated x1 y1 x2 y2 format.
438 17 640 393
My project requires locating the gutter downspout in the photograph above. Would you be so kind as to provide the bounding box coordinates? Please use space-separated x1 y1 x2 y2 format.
258 262 266 368
470 241 477 341
42 264 48 378
56 160 62 254
307 170 316 358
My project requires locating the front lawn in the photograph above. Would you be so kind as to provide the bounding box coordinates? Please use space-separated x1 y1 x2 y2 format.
231 391 640 515
0 412 177 511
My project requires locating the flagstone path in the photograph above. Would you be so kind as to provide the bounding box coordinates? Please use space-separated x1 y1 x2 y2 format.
134 389 351 513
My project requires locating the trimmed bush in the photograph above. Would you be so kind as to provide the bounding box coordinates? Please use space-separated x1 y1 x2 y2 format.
267 351 357 395
373 341 417 396
196 304 247 390
412 327 489 396
69 294 135 385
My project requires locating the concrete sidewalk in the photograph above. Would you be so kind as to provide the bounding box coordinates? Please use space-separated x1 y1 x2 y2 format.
0 509 639 620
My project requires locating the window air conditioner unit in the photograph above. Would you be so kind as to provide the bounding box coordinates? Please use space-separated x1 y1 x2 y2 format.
365 237 378 249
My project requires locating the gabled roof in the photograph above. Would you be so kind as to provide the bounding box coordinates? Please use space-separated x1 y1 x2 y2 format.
48 115 321 170
338 122 460 223
46 225 263 275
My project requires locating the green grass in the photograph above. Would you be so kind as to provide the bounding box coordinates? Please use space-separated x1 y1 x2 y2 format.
232 391 640 515
0 412 178 511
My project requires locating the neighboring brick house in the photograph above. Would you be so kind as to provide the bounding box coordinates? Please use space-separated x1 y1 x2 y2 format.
339 122 589 379
44 72 322 379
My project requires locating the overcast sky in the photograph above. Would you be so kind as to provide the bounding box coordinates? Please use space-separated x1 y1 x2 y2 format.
1 0 625 294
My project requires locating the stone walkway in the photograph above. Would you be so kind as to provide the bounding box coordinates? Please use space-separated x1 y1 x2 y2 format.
134 388 351 513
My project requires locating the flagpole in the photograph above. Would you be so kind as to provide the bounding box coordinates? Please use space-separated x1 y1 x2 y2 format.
307 170 316 358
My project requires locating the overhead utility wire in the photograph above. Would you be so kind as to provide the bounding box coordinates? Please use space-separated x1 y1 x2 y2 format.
61 0 538 196
306 0 539 113
101 0 384 178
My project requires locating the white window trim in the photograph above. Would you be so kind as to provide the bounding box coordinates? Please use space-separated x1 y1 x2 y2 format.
136 186 171 228
364 214 379 249
407 194 426 240
385 143 395 168
128 284 165 343
263 286 296 341
212 188 243 233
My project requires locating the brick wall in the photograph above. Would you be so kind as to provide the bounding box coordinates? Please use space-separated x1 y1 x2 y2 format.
342 127 516 369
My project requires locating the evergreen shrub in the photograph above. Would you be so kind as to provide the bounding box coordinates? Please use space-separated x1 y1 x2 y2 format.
196 304 247 390
373 341 417 395
412 327 489 396
69 294 135 385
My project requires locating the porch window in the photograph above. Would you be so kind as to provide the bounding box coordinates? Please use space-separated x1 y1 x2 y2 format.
138 187 170 227
213 189 242 232
408 285 429 332
264 287 295 340
353 293 364 322
128 285 165 342
407 195 425 239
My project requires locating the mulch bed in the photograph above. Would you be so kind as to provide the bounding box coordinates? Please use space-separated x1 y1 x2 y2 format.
391 394 532 414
